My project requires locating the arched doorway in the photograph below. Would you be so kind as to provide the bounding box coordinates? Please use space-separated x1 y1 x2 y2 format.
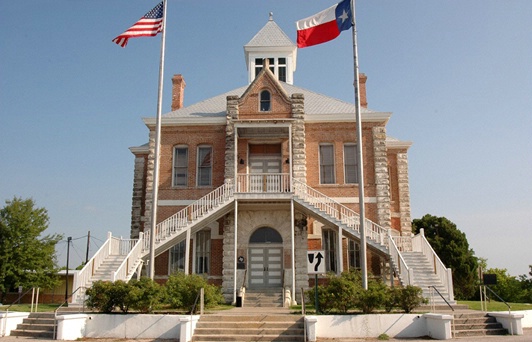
248 227 283 288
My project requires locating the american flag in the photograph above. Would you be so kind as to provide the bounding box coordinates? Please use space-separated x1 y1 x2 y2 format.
112 2 164 48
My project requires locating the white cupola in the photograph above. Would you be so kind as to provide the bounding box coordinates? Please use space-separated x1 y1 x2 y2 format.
244 13 297 85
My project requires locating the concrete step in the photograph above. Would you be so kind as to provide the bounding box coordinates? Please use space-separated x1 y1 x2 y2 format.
452 312 508 337
193 314 304 342
10 312 56 339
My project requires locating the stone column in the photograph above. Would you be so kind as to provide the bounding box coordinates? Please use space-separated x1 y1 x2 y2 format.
224 95 239 182
291 94 306 182
397 152 412 234
130 154 147 239
372 126 391 229
221 212 236 302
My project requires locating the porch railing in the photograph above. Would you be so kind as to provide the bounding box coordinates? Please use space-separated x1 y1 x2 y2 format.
143 180 234 253
292 179 388 246
236 173 290 193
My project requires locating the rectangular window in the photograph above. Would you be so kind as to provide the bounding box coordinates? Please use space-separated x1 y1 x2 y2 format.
344 144 358 184
173 146 188 187
322 229 337 273
319 144 335 184
169 240 186 274
278 58 286 82
348 239 361 270
195 230 211 275
197 146 212 187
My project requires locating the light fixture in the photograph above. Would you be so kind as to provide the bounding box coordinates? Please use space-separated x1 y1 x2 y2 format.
239 158 245 165
285 158 290 164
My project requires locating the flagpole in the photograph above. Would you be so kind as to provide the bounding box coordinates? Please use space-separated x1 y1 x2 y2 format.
350 0 368 290
149 0 168 280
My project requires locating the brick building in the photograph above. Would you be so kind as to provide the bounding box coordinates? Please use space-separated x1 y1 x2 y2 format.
129 17 413 303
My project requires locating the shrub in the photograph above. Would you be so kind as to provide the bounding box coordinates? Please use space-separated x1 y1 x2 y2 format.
85 280 117 313
165 272 224 312
354 278 388 314
126 277 162 313
396 285 427 313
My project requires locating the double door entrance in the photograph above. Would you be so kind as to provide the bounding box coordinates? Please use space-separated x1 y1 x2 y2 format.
248 246 283 288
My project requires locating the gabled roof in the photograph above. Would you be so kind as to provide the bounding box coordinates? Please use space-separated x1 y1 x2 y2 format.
142 82 391 125
245 15 295 48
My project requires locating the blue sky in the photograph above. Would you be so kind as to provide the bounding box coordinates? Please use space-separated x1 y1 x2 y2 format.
1 1 531 277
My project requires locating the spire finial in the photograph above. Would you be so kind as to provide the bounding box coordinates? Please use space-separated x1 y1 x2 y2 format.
269 12 273 21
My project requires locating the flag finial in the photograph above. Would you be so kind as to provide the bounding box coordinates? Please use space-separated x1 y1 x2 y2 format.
269 12 273 21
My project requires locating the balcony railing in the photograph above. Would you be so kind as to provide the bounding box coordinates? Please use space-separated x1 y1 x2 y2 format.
236 173 291 193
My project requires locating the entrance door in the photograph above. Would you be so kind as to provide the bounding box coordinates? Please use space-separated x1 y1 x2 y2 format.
249 247 283 288
248 144 282 192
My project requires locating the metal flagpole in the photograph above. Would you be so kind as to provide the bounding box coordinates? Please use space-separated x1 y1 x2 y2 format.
350 0 368 290
149 0 168 279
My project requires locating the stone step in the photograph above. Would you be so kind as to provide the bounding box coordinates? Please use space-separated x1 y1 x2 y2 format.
192 314 304 342
454 328 508 337
10 329 55 338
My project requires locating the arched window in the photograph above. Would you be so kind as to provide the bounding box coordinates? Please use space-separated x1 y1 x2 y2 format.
260 90 271 112
249 227 282 244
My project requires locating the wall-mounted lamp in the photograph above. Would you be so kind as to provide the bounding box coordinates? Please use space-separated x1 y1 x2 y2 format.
285 158 290 164
239 158 245 165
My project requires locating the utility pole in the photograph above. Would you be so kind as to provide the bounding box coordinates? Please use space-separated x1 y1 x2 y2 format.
65 236 72 301
85 230 91 264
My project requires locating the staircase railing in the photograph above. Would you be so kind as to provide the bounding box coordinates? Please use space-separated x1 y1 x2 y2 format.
143 180 234 253
113 232 144 282
412 228 454 302
292 179 388 245
388 234 413 286
73 232 114 300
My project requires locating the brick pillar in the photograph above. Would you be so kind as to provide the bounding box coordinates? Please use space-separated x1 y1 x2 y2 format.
372 126 391 229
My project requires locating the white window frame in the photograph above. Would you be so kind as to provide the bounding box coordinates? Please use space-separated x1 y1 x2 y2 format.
195 230 211 275
173 145 188 187
319 143 335 184
197 145 213 187
169 240 186 274
322 229 337 273
343 143 359 184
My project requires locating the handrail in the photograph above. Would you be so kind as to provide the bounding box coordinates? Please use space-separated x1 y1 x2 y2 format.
292 179 388 245
301 287 306 342
413 229 454 302
2 287 39 312
53 286 86 340
483 285 511 312
388 235 412 286
144 180 234 253
113 233 144 282
428 285 454 312
236 173 290 193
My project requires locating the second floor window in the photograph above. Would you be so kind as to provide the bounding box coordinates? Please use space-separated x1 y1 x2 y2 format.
197 146 212 187
344 144 359 184
319 144 335 184
173 146 188 187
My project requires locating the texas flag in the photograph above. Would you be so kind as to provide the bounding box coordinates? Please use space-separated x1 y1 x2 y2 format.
296 0 353 48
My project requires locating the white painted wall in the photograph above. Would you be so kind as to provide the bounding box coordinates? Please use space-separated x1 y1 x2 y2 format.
84 314 185 339
0 312 29 336
316 314 426 339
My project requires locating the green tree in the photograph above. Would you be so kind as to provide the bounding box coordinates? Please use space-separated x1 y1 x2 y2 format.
0 197 63 301
412 214 479 300
485 268 522 303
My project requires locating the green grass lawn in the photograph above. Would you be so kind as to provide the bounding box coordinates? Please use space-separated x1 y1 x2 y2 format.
458 300 532 311
0 303 60 312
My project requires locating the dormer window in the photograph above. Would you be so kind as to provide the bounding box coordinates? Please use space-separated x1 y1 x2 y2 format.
260 90 271 111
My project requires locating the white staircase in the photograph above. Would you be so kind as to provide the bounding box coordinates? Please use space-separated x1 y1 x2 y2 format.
401 251 455 305
292 179 389 254
73 177 454 308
